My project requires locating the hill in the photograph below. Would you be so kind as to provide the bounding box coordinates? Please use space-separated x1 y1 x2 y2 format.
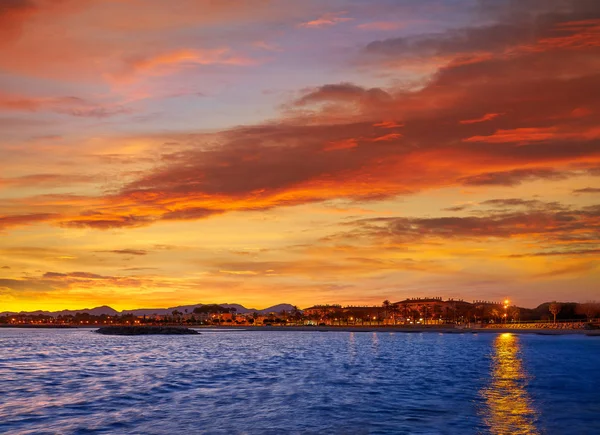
2 303 299 317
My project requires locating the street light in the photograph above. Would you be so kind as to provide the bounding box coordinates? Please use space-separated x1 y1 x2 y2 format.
503 299 510 323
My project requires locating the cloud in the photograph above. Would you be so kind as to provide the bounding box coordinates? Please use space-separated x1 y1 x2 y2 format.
459 168 572 186
43 271 112 280
65 106 132 118
364 3 600 63
510 248 600 258
212 257 447 279
574 187 600 194
371 133 402 142
299 12 352 28
373 121 403 128
61 213 154 230
0 270 155 302
338 202 600 244
0 0 37 42
2 0 600 234
0 213 57 231
463 126 600 144
443 205 471 212
364 23 534 58
114 48 258 82
42 272 67 278
531 262 597 279
0 278 50 292
459 113 502 124
0 173 94 189
293 83 392 107
323 138 358 151
0 93 131 118
357 21 405 31
480 198 561 210
0 0 304 81
98 249 148 256
252 40 282 52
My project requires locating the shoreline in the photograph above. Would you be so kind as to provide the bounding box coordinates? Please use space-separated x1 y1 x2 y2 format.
193 326 598 335
1 324 597 335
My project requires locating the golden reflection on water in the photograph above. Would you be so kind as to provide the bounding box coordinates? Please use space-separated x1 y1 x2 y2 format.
481 333 539 435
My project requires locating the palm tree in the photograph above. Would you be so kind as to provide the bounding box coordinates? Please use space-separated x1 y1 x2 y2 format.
400 303 411 323
432 304 442 324
172 310 183 324
489 308 500 323
577 302 600 322
290 305 302 324
390 304 400 325
443 305 450 323
474 304 484 323
318 306 331 325
382 300 391 325
411 308 420 324
549 302 561 324
419 305 430 325
509 307 520 322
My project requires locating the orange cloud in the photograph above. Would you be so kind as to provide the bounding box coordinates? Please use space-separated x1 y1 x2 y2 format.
0 92 131 117
373 120 404 128
371 133 402 142
0 174 94 189
339 201 600 245
2 1 600 234
324 138 358 151
3 0 600 312
530 19 600 51
0 0 285 83
111 48 258 83
463 127 559 144
459 113 502 124
132 48 255 72
464 127 600 144
0 0 39 43
0 213 57 231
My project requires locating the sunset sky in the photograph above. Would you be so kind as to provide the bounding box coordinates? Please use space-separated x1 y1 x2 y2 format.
1 0 599 311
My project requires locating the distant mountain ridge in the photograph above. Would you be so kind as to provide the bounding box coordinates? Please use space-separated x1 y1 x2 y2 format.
1 303 298 317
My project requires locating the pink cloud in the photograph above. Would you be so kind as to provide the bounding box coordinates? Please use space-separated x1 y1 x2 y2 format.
0 93 131 118
357 21 405 31
113 48 259 83
299 12 352 28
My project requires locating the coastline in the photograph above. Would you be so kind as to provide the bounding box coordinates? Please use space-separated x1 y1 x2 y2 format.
1 324 598 335
196 325 599 335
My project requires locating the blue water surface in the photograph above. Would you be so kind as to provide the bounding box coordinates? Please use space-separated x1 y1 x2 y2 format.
0 329 598 434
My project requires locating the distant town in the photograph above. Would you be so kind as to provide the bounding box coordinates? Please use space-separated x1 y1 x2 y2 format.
2 297 599 330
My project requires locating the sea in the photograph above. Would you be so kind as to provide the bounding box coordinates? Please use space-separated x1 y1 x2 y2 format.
0 329 599 434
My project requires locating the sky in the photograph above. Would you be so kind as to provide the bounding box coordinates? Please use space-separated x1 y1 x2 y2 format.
1 0 599 311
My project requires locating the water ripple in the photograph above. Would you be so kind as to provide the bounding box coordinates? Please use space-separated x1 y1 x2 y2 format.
0 329 598 434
